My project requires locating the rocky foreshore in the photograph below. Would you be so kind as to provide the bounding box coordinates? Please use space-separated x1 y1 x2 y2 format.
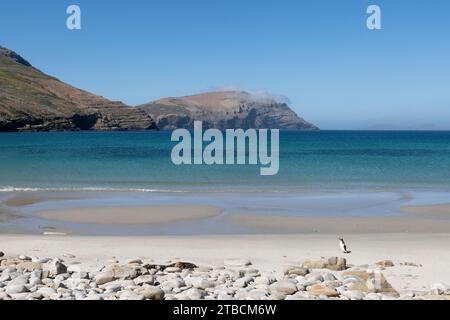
0 252 449 300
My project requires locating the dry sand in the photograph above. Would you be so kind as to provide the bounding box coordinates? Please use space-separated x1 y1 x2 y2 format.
38 205 222 225
0 233 449 292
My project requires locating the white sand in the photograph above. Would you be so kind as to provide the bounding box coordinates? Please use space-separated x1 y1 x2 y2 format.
0 233 449 293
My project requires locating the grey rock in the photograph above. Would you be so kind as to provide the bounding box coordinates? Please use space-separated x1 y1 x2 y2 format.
0 292 12 300
300 257 347 271
104 283 122 293
344 290 366 300
269 280 298 295
119 291 145 300
37 287 57 297
254 275 276 286
184 288 206 300
6 284 28 294
95 271 115 285
283 266 309 277
133 275 154 286
430 283 450 295
233 276 254 288
43 260 67 277
137 286 165 300
185 276 215 289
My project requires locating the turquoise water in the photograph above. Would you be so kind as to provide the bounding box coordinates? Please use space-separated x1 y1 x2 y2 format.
1 131 450 192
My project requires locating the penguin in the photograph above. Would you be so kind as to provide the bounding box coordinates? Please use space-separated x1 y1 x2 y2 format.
339 237 351 254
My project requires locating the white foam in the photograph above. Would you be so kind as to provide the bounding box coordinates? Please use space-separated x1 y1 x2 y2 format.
0 186 187 193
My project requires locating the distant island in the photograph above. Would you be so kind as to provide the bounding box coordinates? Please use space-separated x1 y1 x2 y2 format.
0 45 318 132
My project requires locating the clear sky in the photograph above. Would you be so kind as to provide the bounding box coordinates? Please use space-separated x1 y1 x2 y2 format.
1 0 449 129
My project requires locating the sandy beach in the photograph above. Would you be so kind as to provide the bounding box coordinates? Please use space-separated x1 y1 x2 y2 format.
2 192 450 300
1 233 450 296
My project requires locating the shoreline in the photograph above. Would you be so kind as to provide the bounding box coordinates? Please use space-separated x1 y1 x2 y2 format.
2 190 450 235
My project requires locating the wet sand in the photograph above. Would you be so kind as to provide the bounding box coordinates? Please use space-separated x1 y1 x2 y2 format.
228 214 450 233
401 203 450 217
37 205 222 225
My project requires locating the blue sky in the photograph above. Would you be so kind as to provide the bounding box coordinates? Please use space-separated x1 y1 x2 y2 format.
1 0 449 129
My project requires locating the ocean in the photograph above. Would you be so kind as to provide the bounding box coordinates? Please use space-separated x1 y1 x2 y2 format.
1 130 450 192
1 130 450 234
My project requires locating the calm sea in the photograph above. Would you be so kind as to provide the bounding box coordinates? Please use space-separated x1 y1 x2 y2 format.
1 131 450 193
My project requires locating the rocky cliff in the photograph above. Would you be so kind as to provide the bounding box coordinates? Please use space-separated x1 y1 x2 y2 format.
138 91 318 130
0 46 156 132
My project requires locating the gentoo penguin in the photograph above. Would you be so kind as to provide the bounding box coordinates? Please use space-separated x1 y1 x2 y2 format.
339 237 351 254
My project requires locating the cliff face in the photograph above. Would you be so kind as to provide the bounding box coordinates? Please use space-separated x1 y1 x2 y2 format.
0 46 157 132
138 91 318 131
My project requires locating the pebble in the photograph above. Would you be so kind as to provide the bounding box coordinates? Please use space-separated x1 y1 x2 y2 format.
344 290 366 300
94 271 115 285
308 284 339 297
430 283 450 295
119 291 145 300
284 266 309 276
137 286 165 300
269 280 298 295
185 276 215 289
134 275 154 286
376 260 395 268
165 267 181 273
224 259 252 268
184 288 206 300
43 260 67 277
0 254 442 301
5 284 28 294
126 258 143 265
